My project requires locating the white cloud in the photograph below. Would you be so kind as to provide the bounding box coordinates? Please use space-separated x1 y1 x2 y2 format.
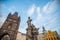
43 2 50 13
46 16 57 27
33 7 42 27
37 7 41 14
43 0 58 14
48 18 56 26
41 0 59 27
36 7 42 21
32 2 58 27
27 4 36 16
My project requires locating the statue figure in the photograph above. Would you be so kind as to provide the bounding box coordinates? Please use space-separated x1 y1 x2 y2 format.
27 17 32 27
26 17 39 40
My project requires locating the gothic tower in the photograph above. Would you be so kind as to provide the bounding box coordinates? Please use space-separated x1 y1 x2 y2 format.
26 17 39 40
0 12 20 40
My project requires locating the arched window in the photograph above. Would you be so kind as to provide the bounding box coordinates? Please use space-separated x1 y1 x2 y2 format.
57 37 59 40
49 38 50 40
51 37 53 40
46 38 48 40
54 37 56 40
1 34 10 40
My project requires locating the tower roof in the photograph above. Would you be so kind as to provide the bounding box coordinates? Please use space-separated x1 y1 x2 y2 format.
13 12 18 16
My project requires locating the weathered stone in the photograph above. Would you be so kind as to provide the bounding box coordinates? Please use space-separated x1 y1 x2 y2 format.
26 17 39 40
0 12 20 40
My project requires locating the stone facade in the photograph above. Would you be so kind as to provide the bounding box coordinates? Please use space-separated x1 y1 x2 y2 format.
45 30 59 40
16 32 21 40
37 26 46 40
16 32 26 40
38 33 45 40
0 12 20 40
21 33 26 40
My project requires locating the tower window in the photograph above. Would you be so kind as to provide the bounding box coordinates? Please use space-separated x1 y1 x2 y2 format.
57 37 59 39
51 37 53 40
46 38 48 40
49 38 50 40
8 26 11 29
6 21 8 23
8 18 12 21
1 35 10 40
13 20 17 22
54 37 56 40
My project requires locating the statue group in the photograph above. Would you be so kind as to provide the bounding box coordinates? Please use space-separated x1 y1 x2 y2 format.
26 17 39 40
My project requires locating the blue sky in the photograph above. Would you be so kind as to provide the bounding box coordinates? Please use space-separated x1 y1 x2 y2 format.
0 0 60 35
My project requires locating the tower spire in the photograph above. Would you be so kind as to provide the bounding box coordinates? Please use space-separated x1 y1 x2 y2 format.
13 12 18 16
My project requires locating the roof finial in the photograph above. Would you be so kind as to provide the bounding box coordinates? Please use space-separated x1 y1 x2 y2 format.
13 12 18 16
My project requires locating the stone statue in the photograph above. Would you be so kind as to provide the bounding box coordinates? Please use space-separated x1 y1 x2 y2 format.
26 17 39 40
27 17 32 27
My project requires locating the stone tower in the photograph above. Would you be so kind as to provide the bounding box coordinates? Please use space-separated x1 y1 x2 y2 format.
26 17 39 40
0 12 20 40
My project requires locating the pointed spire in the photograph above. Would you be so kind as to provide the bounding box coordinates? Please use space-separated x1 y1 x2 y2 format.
8 12 11 16
8 12 11 18
13 12 18 16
